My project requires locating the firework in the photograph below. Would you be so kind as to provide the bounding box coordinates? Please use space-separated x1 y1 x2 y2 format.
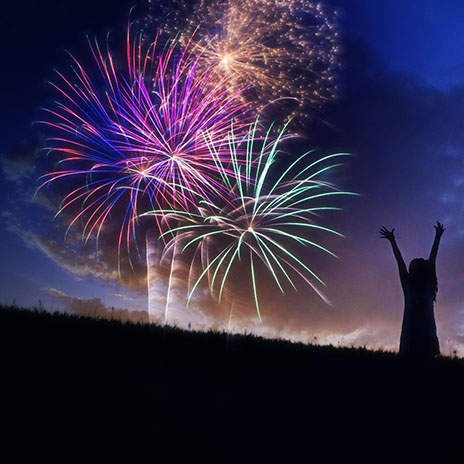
37 26 250 267
144 0 340 121
146 121 355 319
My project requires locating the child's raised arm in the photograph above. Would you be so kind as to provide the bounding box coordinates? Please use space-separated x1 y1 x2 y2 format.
429 221 445 265
380 226 407 286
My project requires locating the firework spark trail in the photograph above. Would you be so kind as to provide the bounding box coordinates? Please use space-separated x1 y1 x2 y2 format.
146 233 152 318
146 230 168 322
164 237 180 324
145 120 356 319
143 0 340 120
37 25 251 269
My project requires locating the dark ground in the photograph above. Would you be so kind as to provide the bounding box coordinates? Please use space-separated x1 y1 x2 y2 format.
1 305 463 463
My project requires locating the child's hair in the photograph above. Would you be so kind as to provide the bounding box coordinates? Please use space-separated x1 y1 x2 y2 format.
409 258 438 301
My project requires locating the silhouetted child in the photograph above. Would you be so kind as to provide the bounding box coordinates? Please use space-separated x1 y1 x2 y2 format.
380 221 445 359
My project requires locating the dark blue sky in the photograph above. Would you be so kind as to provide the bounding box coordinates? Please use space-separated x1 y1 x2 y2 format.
2 0 464 351
345 0 464 88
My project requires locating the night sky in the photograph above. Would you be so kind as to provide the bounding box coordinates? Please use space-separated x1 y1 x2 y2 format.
2 0 464 354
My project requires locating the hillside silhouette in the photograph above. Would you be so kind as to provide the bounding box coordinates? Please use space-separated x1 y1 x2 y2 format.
1 304 463 463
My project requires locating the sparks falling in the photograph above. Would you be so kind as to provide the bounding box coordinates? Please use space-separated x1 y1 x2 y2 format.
37 25 251 267
144 0 340 121
146 120 356 319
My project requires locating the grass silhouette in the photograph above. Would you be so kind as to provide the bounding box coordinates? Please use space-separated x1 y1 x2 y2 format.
1 304 463 463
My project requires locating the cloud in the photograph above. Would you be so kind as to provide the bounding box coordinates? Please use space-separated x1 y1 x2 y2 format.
15 226 120 283
1 132 44 183
4 207 148 292
46 288 149 323
114 293 135 302
47 288 67 298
